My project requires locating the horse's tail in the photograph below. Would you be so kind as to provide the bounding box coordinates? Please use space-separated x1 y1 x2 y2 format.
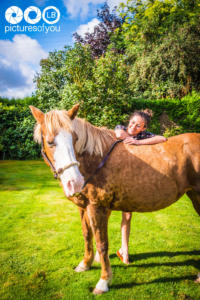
186 190 200 216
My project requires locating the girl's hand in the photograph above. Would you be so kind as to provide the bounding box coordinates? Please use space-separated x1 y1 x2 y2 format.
123 137 139 145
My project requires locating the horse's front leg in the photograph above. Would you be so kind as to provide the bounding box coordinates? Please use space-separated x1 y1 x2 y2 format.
94 209 111 263
87 204 112 294
75 207 94 272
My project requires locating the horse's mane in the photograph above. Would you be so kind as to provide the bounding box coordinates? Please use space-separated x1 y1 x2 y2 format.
34 110 115 157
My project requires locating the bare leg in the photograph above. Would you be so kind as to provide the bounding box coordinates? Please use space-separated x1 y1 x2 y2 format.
87 204 112 294
118 212 132 264
75 208 94 272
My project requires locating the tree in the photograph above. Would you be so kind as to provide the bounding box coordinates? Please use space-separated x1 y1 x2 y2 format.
119 0 200 97
73 3 124 58
127 22 200 98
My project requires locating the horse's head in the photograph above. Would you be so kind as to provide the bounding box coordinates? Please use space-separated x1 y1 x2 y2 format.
30 104 84 197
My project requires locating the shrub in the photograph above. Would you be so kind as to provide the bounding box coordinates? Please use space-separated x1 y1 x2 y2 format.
0 103 40 160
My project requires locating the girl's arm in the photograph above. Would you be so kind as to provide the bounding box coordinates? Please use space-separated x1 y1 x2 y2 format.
124 135 167 145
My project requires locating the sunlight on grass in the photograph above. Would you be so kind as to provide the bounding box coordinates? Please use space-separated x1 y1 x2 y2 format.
0 161 200 300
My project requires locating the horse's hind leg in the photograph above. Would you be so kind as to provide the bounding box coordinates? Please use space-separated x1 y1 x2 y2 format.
75 208 94 272
187 190 200 216
87 204 112 294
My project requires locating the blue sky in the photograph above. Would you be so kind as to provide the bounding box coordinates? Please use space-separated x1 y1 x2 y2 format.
0 0 124 98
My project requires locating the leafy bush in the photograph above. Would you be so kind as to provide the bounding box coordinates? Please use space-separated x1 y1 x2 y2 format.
127 23 200 98
0 103 40 160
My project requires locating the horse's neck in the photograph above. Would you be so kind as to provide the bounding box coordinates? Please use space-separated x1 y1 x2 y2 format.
77 142 116 177
74 121 116 177
76 151 103 178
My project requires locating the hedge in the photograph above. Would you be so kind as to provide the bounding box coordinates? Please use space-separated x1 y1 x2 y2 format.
0 91 200 160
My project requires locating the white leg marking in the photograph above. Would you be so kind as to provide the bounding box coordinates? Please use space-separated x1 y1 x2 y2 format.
94 278 109 293
94 251 101 263
74 260 89 272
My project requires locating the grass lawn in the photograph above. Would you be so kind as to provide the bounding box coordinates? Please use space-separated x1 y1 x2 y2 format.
0 160 200 300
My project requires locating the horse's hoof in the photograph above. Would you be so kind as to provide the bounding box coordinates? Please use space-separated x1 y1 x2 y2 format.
93 288 107 295
93 278 109 294
74 261 90 272
74 265 89 272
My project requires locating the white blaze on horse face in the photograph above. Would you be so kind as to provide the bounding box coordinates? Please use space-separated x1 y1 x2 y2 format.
54 130 84 197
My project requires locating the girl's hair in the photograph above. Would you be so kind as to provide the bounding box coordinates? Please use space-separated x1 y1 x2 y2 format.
129 109 153 127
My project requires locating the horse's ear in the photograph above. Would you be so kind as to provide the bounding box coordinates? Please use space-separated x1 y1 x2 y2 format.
29 106 44 124
68 104 79 120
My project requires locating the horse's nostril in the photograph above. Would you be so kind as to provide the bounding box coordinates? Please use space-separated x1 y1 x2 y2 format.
67 180 75 191
66 179 83 196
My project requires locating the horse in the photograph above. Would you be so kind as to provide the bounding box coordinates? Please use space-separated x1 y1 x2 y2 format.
30 104 200 294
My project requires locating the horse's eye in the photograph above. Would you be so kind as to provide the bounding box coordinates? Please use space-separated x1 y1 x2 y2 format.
47 141 55 148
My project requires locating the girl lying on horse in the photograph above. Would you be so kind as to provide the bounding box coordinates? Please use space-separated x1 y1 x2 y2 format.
115 110 167 264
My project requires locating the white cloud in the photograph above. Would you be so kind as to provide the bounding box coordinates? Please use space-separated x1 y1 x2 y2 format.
0 35 47 64
63 0 126 18
76 18 100 37
0 34 48 98
0 87 36 99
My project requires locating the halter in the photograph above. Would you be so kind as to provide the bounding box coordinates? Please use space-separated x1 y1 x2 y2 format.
40 130 80 179
40 130 122 187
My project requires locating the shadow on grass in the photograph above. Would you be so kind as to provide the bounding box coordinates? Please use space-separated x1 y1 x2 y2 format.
111 275 197 290
89 250 200 270
61 250 200 270
110 259 200 270
108 251 200 291
110 250 200 262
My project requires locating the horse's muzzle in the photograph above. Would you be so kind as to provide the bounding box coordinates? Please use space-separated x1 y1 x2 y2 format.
65 177 84 197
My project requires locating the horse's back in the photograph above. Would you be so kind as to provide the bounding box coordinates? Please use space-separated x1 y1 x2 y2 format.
105 133 200 212
123 133 200 170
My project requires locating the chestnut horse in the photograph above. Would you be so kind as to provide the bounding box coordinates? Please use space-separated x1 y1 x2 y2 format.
30 104 200 294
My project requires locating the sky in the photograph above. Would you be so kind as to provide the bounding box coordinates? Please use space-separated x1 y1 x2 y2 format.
0 0 125 99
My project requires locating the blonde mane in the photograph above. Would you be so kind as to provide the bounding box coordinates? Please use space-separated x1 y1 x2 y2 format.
34 110 115 157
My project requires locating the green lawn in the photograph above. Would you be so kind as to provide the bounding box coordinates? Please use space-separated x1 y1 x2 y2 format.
0 160 200 300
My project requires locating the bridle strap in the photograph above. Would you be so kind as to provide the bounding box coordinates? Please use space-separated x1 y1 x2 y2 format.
82 139 123 189
41 131 58 178
57 161 80 175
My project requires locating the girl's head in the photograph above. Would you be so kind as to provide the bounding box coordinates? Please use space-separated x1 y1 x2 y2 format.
127 109 153 136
